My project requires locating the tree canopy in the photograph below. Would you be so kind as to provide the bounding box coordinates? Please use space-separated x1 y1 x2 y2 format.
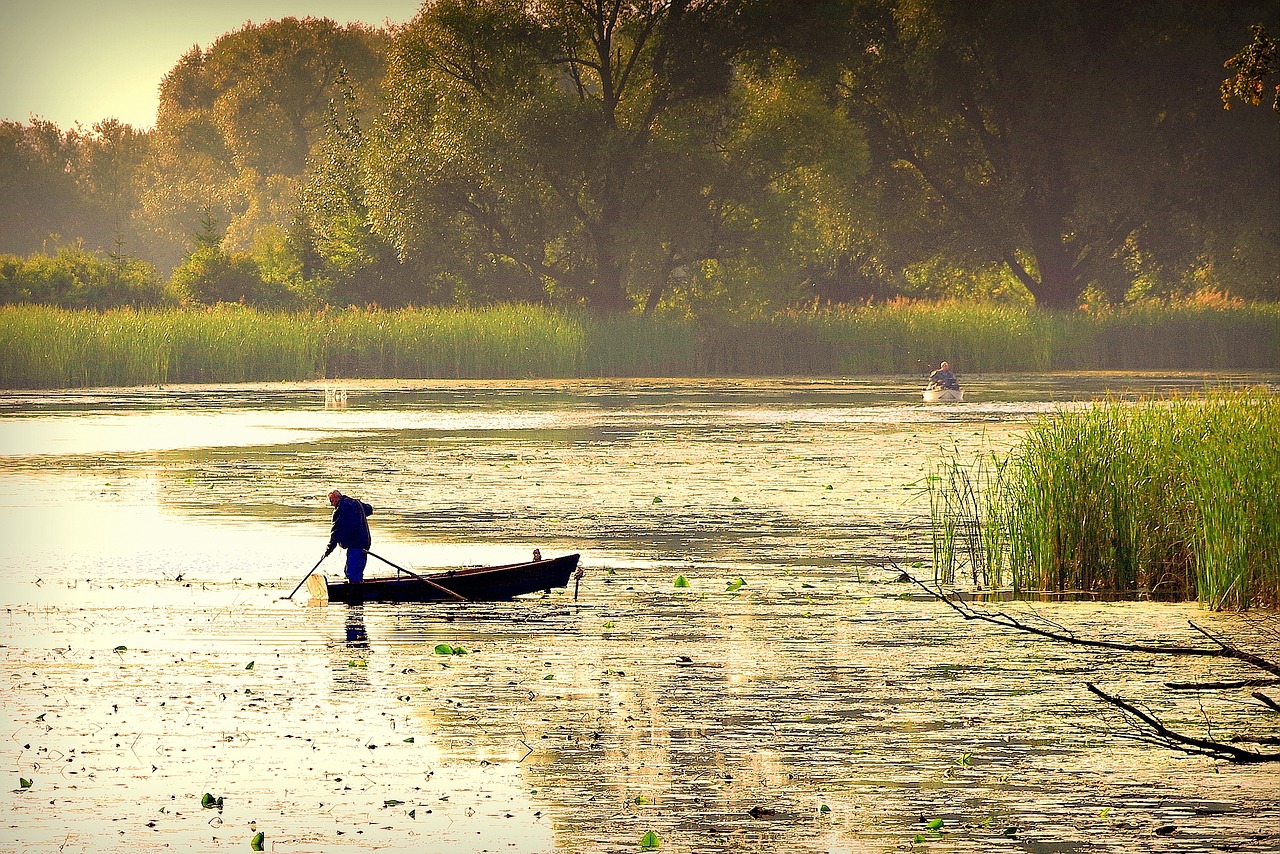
1 2 1275 312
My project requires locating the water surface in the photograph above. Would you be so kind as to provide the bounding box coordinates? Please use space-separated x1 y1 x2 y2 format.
2 374 1277 853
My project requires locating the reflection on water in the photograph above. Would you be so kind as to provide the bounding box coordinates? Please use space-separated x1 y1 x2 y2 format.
1 375 1277 852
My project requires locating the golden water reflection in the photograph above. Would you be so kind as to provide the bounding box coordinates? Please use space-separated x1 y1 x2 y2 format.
2 376 1277 852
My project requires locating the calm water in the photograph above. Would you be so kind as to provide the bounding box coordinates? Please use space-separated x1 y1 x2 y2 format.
2 374 1277 853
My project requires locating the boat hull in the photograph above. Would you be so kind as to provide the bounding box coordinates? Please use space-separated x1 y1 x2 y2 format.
320 553 580 604
923 387 963 402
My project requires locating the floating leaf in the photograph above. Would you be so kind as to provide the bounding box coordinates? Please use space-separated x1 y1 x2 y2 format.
925 818 944 830
640 830 661 849
603 621 615 629
403 737 415 743
245 661 254 670
113 645 127 653
543 674 555 680
820 804 831 813
824 484 833 490
20 778 32 789
250 831 264 850
957 753 972 766
201 793 224 809
384 799 404 807
634 795 648 805
731 496 741 503
434 644 455 655
673 575 690 588
651 496 662 504
725 577 746 591
348 659 367 668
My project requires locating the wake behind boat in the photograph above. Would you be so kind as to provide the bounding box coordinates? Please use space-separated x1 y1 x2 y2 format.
307 552 581 603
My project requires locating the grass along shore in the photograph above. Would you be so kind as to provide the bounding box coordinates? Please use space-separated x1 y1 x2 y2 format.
930 389 1280 609
0 301 1277 389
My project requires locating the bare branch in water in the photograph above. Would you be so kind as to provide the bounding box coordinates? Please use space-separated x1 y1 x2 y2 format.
897 568 1280 764
1086 683 1280 763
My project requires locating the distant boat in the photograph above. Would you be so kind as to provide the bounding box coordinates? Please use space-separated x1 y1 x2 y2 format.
309 552 581 603
923 386 964 402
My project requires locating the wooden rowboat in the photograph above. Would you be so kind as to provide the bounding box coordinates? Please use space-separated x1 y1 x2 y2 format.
308 552 581 604
923 386 963 402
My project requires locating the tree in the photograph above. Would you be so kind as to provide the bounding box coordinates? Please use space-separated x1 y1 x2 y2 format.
830 0 1280 309
300 69 421 307
0 120 85 255
80 119 151 253
369 0 816 314
1222 23 1279 114
139 19 390 270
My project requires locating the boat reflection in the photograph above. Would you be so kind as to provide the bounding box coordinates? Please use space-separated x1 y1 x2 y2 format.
331 606 370 691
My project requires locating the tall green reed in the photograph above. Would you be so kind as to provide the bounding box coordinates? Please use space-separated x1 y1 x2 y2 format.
929 389 1280 609
0 301 1276 389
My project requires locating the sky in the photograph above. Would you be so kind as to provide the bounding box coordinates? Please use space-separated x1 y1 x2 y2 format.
0 0 425 131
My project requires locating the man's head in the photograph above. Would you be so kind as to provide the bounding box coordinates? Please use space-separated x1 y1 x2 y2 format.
940 361 950 370
328 490 342 507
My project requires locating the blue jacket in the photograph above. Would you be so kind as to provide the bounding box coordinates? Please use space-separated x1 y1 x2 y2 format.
328 496 373 551
928 369 959 390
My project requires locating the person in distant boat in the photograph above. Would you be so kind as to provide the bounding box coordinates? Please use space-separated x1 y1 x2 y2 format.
927 361 960 390
323 490 374 583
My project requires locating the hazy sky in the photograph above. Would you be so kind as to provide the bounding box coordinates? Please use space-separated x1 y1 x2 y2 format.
0 0 424 130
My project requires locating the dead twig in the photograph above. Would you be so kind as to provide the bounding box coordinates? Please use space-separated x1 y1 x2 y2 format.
1086 683 1280 763
900 570 1280 764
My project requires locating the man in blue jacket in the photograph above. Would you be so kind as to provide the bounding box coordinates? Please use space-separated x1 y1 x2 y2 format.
324 490 374 583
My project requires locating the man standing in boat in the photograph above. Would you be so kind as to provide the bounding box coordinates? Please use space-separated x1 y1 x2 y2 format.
928 361 960 390
323 490 374 583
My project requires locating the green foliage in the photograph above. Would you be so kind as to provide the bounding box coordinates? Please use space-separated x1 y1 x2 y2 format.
169 246 290 307
434 644 467 655
0 245 164 309
0 301 1275 389
140 19 389 268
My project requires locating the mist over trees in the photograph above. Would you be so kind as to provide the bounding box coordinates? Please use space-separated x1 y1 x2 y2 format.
2 2 1276 314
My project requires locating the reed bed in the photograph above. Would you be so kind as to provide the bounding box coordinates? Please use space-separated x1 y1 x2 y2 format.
930 389 1280 609
321 305 584 378
0 301 1276 388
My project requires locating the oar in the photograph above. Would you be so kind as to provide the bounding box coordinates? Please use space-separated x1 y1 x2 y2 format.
284 553 329 600
366 550 469 602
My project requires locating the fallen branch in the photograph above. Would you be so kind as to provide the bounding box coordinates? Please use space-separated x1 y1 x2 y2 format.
899 570 1280 764
1166 678 1280 690
1086 683 1280 763
906 574 1280 674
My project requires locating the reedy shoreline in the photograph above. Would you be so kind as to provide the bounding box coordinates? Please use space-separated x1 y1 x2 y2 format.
2 301 1277 389
931 389 1280 610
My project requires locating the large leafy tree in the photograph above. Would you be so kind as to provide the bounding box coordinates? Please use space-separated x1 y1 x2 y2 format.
0 120 88 255
139 18 389 269
832 0 1280 308
368 0 826 313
